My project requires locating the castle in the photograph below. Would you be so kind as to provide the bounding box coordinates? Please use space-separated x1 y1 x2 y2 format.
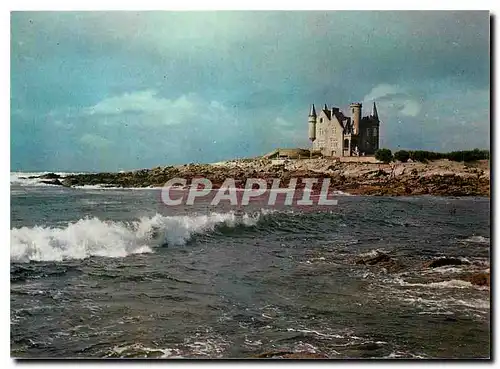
308 102 380 157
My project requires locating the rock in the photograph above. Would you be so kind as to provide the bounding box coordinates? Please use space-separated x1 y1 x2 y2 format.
47 158 489 196
355 252 404 273
39 172 60 179
393 166 405 176
356 253 392 265
425 257 466 268
464 272 490 286
40 179 64 186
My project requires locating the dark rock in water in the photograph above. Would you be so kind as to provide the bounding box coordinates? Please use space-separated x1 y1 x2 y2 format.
356 253 392 265
39 172 60 179
355 252 404 273
425 257 465 268
40 179 64 186
252 351 292 358
253 351 328 359
463 272 490 287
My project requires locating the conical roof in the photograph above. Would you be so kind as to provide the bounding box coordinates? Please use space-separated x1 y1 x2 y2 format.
372 101 379 119
309 104 317 117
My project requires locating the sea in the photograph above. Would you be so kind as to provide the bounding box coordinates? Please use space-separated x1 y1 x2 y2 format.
10 172 491 359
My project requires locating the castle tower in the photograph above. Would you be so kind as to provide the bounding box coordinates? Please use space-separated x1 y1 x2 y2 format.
350 102 362 134
308 104 317 142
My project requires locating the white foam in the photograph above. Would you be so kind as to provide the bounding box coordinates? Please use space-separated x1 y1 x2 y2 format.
385 351 427 359
286 328 344 339
106 343 183 358
358 248 389 258
331 190 353 196
460 235 490 244
452 298 490 309
395 278 475 289
11 210 269 262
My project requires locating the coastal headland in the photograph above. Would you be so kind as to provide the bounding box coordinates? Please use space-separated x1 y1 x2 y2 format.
29 158 490 197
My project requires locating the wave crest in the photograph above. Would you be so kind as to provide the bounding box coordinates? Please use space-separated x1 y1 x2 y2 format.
11 210 270 263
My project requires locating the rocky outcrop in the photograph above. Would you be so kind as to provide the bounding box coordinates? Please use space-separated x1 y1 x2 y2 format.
27 159 490 197
39 172 61 179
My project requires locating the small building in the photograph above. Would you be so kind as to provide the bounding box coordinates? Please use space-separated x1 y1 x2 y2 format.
308 102 380 157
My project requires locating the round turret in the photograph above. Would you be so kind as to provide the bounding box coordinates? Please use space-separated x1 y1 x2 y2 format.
308 104 317 142
350 102 362 135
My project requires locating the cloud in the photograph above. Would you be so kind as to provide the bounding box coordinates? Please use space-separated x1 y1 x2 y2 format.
362 84 403 102
400 100 421 117
84 90 229 127
363 84 421 118
87 90 177 115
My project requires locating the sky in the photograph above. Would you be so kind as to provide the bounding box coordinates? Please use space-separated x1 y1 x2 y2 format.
10 11 490 172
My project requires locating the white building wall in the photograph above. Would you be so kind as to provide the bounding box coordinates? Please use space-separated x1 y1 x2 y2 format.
312 111 344 157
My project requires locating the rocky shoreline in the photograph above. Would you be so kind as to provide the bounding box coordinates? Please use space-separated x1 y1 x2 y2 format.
25 158 490 197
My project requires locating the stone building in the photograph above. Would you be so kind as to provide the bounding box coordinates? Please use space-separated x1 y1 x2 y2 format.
307 102 380 157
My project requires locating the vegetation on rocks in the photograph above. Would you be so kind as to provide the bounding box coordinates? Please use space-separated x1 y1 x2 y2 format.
374 148 393 163
393 150 410 163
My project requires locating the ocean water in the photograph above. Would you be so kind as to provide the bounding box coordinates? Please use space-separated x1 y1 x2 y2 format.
11 173 491 358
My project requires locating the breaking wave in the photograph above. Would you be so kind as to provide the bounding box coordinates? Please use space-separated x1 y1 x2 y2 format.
11 210 271 263
10 172 80 187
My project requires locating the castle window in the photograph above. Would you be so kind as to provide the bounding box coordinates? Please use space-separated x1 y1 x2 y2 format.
320 118 323 123
373 127 378 136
